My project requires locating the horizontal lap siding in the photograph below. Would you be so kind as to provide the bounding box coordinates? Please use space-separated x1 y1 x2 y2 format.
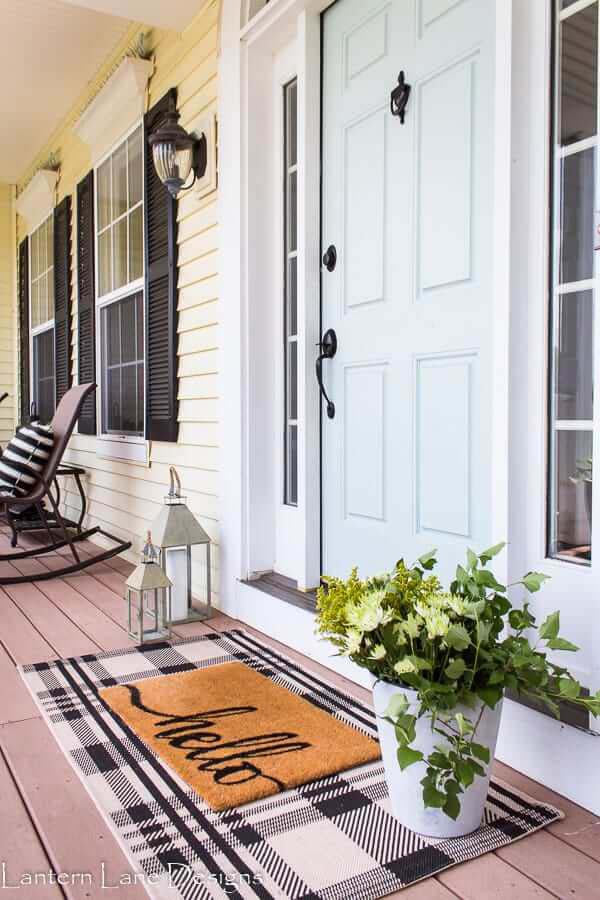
0 187 16 443
16 1 221 604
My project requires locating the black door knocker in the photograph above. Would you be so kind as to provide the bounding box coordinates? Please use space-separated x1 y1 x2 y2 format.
390 71 411 124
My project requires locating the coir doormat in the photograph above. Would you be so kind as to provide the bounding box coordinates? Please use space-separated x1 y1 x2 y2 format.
100 660 381 810
20 630 563 900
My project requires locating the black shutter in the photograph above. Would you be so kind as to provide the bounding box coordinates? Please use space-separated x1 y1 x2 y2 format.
143 88 179 442
18 238 30 424
76 170 97 434
53 195 72 406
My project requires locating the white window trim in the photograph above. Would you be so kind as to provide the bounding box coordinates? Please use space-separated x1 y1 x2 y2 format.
93 120 147 458
29 211 55 420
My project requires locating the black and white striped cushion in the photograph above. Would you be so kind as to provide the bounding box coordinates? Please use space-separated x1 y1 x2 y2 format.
0 423 54 498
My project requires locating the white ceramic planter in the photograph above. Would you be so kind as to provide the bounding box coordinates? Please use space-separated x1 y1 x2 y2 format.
372 678 503 838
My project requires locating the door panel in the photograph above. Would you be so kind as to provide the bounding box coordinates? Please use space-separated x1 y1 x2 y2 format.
321 0 496 582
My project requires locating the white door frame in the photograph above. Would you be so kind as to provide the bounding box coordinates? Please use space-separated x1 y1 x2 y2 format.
218 0 512 665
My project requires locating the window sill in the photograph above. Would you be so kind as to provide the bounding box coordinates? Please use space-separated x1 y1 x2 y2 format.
96 437 149 466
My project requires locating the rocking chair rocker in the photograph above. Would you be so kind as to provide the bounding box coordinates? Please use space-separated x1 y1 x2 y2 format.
0 382 132 585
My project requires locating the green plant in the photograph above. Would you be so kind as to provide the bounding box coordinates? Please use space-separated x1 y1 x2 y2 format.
316 545 600 820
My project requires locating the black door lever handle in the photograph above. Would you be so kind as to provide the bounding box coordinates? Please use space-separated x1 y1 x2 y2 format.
316 328 337 419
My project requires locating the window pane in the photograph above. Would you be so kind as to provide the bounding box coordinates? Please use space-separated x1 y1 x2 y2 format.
33 329 55 424
113 217 128 290
38 220 47 274
39 273 48 325
121 294 137 363
47 215 54 271
551 430 593 563
137 362 144 433
98 159 111 231
136 294 144 359
286 81 297 168
105 301 120 366
30 231 38 281
560 147 595 284
121 365 137 432
287 340 298 421
106 367 121 432
286 425 298 506
113 142 128 220
98 229 112 297
101 292 144 437
556 290 594 420
560 3 598 145
128 127 143 208
287 170 297 253
47 264 54 319
30 279 39 329
129 206 143 282
287 256 298 336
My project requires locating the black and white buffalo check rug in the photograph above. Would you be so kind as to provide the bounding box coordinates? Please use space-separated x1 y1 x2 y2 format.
20 629 563 900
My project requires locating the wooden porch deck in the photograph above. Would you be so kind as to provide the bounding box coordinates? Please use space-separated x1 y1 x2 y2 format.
0 528 599 899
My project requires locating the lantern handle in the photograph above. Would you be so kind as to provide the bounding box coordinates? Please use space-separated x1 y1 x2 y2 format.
168 467 182 498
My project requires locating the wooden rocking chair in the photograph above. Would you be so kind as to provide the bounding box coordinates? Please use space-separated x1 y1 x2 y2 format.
0 382 132 584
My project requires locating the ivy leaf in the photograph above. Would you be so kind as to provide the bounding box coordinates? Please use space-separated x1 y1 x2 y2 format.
522 572 550 594
445 658 467 680
422 783 447 809
467 549 478 571
475 569 506 592
456 760 475 788
397 747 424 770
559 677 581 700
539 611 560 640
445 625 472 651
479 542 507 564
547 637 579 652
476 685 503 709
470 742 491 764
418 549 437 570
444 792 461 820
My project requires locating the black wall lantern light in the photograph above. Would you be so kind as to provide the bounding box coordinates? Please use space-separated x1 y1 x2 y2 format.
148 109 207 199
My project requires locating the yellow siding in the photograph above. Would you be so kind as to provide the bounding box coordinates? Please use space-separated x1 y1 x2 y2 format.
0 186 16 444
15 0 221 602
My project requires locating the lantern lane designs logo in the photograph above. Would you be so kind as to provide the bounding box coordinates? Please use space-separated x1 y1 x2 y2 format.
124 683 312 792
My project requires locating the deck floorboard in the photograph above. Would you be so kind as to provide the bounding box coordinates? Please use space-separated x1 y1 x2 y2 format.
0 537 596 899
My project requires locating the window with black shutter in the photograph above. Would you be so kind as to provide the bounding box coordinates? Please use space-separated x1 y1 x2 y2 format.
18 238 30 423
54 195 72 407
143 89 179 443
29 214 56 423
95 125 145 439
77 169 97 435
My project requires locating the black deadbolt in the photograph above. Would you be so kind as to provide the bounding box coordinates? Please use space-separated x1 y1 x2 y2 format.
323 245 337 272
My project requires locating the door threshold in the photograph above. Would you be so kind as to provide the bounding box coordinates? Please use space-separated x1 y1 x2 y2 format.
243 572 317 613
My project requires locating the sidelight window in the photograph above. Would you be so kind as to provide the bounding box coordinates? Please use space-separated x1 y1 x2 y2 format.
283 78 298 506
548 0 598 564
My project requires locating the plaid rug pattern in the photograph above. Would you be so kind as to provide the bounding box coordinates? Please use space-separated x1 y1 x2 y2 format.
20 629 563 900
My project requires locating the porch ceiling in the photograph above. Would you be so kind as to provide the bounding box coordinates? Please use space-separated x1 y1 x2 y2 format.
0 0 132 184
58 0 205 31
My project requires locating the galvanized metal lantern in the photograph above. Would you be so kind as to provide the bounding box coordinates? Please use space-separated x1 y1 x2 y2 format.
151 468 213 624
126 532 172 644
